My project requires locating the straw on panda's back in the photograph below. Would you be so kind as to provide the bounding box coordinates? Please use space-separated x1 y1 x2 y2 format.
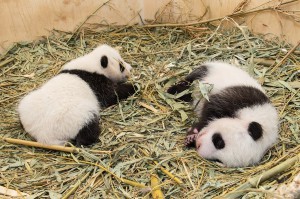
18 44 136 146
167 61 278 167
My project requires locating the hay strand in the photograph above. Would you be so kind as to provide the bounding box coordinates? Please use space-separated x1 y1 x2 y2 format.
0 186 29 197
150 174 165 199
66 0 112 43
270 40 300 74
141 149 183 184
0 57 14 68
61 171 91 199
154 160 183 185
139 101 159 113
3 138 80 153
79 160 147 188
119 178 147 188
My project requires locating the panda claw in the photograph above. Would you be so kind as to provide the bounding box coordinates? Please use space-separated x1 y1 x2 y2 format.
185 133 198 146
187 127 199 135
193 128 199 134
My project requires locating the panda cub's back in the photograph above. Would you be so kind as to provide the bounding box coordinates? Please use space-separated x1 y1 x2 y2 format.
18 74 99 144
203 62 264 94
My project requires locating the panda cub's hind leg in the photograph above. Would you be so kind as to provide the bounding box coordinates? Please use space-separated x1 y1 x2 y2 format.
74 114 100 146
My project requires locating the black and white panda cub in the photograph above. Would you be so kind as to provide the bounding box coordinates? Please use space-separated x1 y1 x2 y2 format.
167 61 278 167
18 44 136 146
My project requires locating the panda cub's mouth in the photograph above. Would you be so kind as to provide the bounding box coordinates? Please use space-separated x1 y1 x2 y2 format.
196 143 201 150
208 158 223 164
195 130 208 150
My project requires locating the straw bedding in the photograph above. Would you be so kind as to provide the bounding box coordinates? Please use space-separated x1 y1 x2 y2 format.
0 24 299 198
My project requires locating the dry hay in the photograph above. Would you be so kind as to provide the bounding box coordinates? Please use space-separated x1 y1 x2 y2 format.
0 23 299 199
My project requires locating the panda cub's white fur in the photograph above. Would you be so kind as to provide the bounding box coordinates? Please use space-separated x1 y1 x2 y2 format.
18 44 135 146
18 74 99 146
168 61 278 167
196 61 264 94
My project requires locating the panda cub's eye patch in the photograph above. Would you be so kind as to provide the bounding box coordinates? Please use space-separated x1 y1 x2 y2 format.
100 55 108 68
119 62 125 72
248 121 263 141
212 133 225 149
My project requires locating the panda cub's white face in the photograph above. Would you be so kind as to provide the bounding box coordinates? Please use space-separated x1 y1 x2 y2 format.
62 44 132 82
195 118 265 167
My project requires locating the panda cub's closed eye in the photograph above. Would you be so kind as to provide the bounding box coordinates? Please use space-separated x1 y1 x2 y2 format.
212 133 225 149
119 62 125 72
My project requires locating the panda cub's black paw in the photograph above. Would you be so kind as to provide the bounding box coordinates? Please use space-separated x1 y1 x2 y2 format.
185 134 196 146
125 83 138 95
116 82 138 99
167 81 192 102
167 81 188 94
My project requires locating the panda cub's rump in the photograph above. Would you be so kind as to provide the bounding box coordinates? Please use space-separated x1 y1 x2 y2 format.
18 44 136 146
168 61 278 167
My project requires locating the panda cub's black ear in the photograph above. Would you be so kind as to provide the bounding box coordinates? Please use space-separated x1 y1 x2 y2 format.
248 121 263 141
101 55 108 68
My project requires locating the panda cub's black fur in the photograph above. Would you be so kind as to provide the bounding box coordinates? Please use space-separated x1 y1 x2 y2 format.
60 69 136 107
59 68 136 146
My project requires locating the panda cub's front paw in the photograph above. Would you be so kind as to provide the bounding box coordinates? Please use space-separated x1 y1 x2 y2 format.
125 83 138 95
185 127 199 148
167 81 193 102
117 83 138 98
167 81 189 95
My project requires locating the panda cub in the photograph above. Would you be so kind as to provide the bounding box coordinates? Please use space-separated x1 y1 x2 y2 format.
167 61 278 167
18 44 136 146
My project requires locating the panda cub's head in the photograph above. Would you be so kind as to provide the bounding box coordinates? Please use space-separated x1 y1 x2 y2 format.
62 44 132 82
195 118 266 167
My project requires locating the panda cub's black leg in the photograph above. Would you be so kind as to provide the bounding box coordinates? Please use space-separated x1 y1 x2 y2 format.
184 65 208 82
75 115 100 146
103 83 137 107
167 65 208 102
115 83 137 101
167 81 193 102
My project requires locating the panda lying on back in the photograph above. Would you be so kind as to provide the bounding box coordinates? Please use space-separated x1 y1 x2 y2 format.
167 61 278 167
18 44 136 146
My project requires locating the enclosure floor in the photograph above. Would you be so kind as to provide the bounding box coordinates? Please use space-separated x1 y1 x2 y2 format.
0 25 299 198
